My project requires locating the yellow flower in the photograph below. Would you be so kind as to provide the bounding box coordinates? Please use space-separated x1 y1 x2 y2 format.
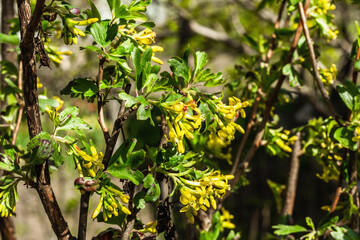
352 126 360 142
220 208 235 231
73 144 104 177
179 171 234 223
164 97 203 153
37 78 43 89
139 220 158 234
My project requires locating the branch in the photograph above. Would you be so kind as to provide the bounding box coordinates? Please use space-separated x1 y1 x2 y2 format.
17 1 74 239
78 192 90 240
297 2 342 126
159 114 169 148
266 0 287 62
229 0 311 195
282 132 301 217
97 57 110 143
102 84 134 169
120 184 139 240
12 61 24 145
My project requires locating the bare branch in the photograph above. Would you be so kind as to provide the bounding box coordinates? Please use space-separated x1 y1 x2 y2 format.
282 132 301 217
16 0 74 238
12 61 24 145
229 0 311 195
297 2 342 126
97 57 110 143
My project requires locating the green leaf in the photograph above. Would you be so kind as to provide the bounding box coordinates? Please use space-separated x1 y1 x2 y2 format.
194 51 208 75
135 96 153 124
337 81 358 111
80 45 106 55
60 78 98 102
144 182 160 203
86 0 101 20
334 127 357 151
27 132 56 164
38 97 60 112
118 91 137 107
57 106 91 132
273 224 307 235
288 0 302 5
143 174 155 188
354 59 360 71
128 0 152 12
282 63 302 87
0 154 15 171
0 33 19 45
107 139 146 185
90 21 116 48
306 217 315 230
168 57 191 84
133 191 146 209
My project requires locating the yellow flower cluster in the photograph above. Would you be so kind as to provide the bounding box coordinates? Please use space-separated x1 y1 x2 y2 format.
0 188 16 217
164 98 202 153
352 126 360 142
73 145 104 177
139 220 158 234
315 0 336 15
63 18 98 45
214 97 249 141
92 186 131 221
266 129 298 155
44 44 72 65
207 132 232 164
179 171 234 223
319 64 337 86
220 208 236 231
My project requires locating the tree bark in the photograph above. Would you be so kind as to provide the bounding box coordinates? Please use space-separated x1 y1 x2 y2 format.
16 0 75 239
0 1 18 239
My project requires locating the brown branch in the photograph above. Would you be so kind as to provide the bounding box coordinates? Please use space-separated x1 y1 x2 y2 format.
159 114 169 148
121 185 139 240
78 192 90 240
230 91 261 176
228 0 311 197
266 0 287 62
330 149 346 213
17 1 74 239
230 0 286 179
282 132 301 217
97 57 110 143
349 150 359 231
0 216 16 240
297 2 342 126
12 61 24 145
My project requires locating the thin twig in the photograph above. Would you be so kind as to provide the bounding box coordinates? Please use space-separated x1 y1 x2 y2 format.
12 61 24 145
97 57 110 143
159 114 169 148
228 0 311 198
330 145 348 213
297 2 342 126
230 0 286 179
266 0 287 62
282 132 301 217
230 91 261 176
349 150 359 231
120 184 139 240
102 84 133 169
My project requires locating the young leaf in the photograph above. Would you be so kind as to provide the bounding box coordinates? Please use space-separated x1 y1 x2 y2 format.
118 91 137 107
273 224 307 235
334 127 357 151
107 139 146 185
